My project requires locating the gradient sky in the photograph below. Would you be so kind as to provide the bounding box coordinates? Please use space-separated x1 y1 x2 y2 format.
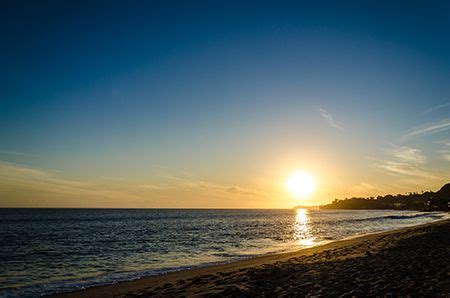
1 1 450 208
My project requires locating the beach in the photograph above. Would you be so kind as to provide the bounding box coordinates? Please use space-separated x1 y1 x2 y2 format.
56 219 450 297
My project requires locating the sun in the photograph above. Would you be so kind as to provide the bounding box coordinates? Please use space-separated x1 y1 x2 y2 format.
286 171 316 198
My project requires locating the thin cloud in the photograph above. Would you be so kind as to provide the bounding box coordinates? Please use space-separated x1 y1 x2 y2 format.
421 102 450 115
226 186 267 196
154 171 269 197
403 119 450 139
390 146 426 165
0 162 270 207
0 161 141 201
319 108 344 131
441 153 450 162
139 184 167 190
437 140 450 162
375 160 437 179
0 150 36 157
374 145 437 180
127 167 271 198
351 182 378 196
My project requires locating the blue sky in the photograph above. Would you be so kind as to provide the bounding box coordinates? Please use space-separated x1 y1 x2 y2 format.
1 1 450 207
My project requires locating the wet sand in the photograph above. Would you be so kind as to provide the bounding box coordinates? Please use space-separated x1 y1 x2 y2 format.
57 219 450 297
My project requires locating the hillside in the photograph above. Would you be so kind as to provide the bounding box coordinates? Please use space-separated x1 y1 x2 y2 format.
320 184 450 211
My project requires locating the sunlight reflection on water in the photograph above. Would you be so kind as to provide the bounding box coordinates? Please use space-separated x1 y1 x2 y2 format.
294 208 315 246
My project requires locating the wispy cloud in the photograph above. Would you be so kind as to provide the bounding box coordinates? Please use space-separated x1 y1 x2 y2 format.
0 161 272 207
436 140 450 162
375 160 437 179
440 153 450 162
0 150 36 157
374 145 437 180
148 171 268 197
226 186 267 196
403 119 450 139
421 102 450 115
0 161 141 203
350 182 378 196
319 108 344 131
390 146 426 165
138 184 167 190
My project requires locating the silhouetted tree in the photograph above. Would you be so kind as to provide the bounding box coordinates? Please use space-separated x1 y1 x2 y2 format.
321 184 449 211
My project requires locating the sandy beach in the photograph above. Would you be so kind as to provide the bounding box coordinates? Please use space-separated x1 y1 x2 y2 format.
55 219 450 297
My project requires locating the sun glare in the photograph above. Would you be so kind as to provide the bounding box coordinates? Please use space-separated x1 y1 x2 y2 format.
286 171 316 198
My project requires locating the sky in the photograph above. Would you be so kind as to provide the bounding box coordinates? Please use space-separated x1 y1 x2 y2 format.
1 1 450 208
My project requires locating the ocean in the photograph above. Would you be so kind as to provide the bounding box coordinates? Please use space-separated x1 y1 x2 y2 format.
0 208 448 297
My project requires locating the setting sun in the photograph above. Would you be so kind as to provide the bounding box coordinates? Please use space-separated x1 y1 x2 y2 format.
286 171 316 198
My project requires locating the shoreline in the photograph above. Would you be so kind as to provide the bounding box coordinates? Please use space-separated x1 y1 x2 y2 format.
55 218 450 297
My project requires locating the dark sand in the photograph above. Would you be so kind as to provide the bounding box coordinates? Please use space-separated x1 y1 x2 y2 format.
57 219 450 297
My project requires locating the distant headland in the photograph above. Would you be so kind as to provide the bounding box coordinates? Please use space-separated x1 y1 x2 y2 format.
306 184 450 211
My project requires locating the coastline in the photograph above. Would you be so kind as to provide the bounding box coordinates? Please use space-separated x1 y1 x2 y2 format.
55 218 450 297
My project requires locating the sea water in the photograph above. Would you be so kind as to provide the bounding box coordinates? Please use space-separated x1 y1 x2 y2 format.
0 208 447 297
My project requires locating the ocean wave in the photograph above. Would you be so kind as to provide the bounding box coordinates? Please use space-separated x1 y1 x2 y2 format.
342 212 444 223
